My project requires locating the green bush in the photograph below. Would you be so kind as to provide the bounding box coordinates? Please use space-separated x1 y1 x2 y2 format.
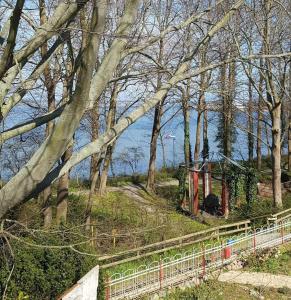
0 236 95 300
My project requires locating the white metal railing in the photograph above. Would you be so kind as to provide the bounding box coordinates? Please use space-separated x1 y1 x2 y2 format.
105 220 291 300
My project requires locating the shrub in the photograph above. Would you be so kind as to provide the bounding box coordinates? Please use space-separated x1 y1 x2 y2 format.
0 236 95 300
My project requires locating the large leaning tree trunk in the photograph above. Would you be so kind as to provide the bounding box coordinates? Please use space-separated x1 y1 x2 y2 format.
0 0 140 219
55 36 75 225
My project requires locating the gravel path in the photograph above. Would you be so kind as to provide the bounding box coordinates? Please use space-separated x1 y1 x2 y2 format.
218 270 291 289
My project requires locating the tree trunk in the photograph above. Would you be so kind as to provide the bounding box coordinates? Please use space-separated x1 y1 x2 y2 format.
56 143 73 225
39 0 56 228
146 38 164 191
146 102 163 191
257 60 263 171
85 156 103 230
194 111 202 166
194 49 208 167
99 144 115 196
203 108 209 158
182 79 191 168
271 105 282 207
90 103 100 183
288 64 291 172
248 74 254 163
98 82 118 195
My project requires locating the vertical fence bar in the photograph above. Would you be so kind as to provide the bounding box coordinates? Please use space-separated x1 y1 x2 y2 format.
159 259 163 290
202 246 206 277
220 240 224 265
105 277 110 300
281 221 284 245
253 230 256 253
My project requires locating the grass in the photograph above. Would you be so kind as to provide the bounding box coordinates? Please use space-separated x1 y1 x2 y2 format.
244 243 291 276
161 280 291 300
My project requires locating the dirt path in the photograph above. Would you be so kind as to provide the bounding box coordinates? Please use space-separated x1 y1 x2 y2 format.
108 185 156 213
218 270 291 289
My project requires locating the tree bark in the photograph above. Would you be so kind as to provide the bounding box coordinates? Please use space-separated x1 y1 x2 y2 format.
248 68 254 163
98 83 118 195
288 63 291 172
0 0 25 78
194 49 208 166
99 144 115 196
146 38 164 191
39 0 56 228
271 105 282 207
146 102 163 191
90 103 100 183
56 143 73 225
257 59 263 171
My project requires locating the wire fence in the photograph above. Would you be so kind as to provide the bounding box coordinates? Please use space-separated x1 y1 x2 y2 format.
105 219 291 300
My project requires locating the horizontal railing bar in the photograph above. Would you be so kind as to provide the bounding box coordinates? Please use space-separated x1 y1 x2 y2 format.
98 220 251 262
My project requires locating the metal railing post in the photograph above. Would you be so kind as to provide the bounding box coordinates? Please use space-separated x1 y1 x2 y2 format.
253 230 256 253
159 259 163 290
105 277 110 300
281 221 284 245
202 246 206 277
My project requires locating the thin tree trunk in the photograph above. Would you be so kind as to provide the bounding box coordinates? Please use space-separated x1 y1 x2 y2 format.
160 133 167 168
194 111 202 165
182 79 191 168
99 144 115 196
203 108 208 158
225 60 235 158
146 102 163 191
257 59 263 171
98 83 118 195
85 156 103 230
248 70 254 163
90 104 100 183
194 49 208 167
146 38 164 191
56 143 73 225
271 105 282 207
288 64 291 172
